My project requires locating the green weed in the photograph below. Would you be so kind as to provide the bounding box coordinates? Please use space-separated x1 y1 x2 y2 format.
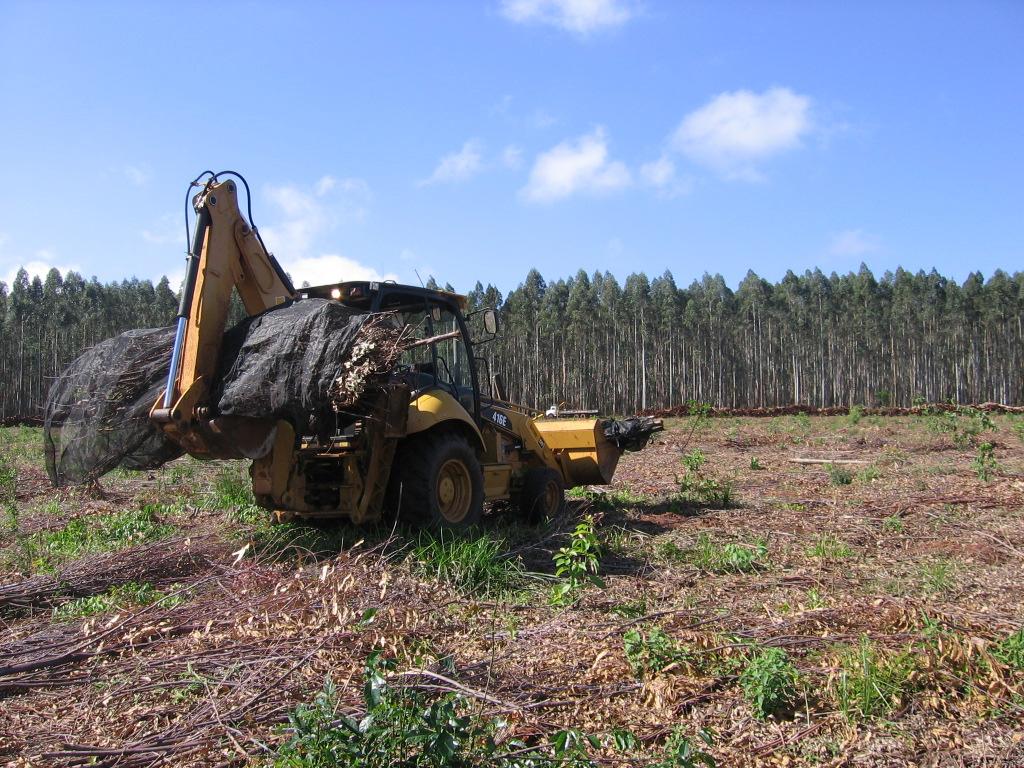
623 626 690 678
212 465 257 508
654 538 688 565
972 442 998 481
881 515 904 534
993 629 1024 670
805 588 826 609
806 533 852 561
856 465 882 483
792 413 812 433
410 532 525 598
0 452 16 500
610 598 648 619
749 457 764 470
918 560 956 595
52 581 170 621
274 654 601 767
550 515 603 605
847 405 864 426
825 463 853 486
690 533 768 574
19 505 176 571
673 451 733 509
923 405 997 448
834 637 916 721
740 647 801 720
650 727 716 768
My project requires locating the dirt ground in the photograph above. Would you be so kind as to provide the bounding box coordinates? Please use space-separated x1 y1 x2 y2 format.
1 414 1022 766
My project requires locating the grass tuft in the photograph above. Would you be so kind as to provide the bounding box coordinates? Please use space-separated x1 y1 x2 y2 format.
690 533 768 574
834 637 916 721
806 533 852 561
18 505 177 571
410 532 526 598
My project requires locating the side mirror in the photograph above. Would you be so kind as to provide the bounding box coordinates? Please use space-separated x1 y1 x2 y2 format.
483 308 497 335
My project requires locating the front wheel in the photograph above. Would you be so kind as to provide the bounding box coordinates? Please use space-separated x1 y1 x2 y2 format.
517 467 566 523
389 432 484 531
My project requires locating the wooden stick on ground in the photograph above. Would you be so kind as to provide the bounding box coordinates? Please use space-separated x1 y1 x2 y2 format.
788 458 869 465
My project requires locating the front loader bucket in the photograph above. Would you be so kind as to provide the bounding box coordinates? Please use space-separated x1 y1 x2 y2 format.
533 419 621 487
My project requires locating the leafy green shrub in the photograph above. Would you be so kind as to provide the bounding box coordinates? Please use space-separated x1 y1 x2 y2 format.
690 533 767 574
410 533 524 598
682 449 706 472
834 637 916 721
972 442 998 481
806 533 852 561
623 626 690 677
846 405 864 426
650 727 716 768
274 654 600 767
740 647 801 720
550 515 603 605
825 463 853 486
924 405 996 448
993 629 1024 670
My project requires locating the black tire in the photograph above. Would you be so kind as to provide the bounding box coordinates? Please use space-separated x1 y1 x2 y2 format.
388 431 484 531
517 467 565 523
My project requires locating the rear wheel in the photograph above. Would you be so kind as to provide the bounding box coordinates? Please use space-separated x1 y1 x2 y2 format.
517 467 565 523
389 432 484 530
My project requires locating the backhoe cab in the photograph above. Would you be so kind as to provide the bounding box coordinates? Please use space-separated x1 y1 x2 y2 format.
152 172 658 529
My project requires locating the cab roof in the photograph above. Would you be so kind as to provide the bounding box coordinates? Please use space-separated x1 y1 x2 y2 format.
302 280 469 313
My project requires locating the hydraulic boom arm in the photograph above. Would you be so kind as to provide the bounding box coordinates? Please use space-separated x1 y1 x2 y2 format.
151 174 297 456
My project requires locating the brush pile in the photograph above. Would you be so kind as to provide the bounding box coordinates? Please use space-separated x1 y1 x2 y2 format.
44 300 411 487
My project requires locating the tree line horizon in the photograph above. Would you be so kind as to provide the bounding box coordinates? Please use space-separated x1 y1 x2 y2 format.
1 262 1021 420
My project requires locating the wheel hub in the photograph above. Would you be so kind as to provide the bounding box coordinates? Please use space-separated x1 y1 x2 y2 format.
437 458 471 522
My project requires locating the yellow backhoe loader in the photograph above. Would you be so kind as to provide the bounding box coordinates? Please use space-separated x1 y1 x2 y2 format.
150 171 660 529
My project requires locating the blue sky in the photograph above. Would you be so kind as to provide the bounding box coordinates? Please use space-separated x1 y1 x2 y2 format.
1 0 1021 295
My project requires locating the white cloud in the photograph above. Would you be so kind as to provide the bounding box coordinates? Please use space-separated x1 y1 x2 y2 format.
314 175 337 195
671 87 812 180
3 253 81 287
521 127 631 202
288 254 397 287
501 144 524 170
420 140 485 186
142 213 182 246
501 0 633 34
257 177 385 287
829 229 879 256
640 155 675 188
261 176 370 258
124 165 149 186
